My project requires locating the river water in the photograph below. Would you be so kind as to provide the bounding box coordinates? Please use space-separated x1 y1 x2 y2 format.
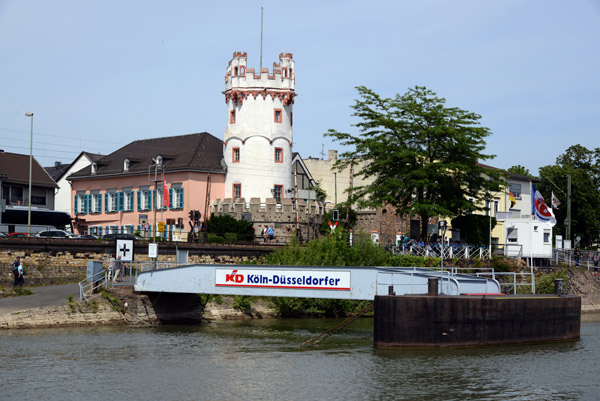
1 317 599 401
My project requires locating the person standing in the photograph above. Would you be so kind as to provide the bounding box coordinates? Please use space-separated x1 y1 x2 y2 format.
107 254 115 282
574 247 581 268
262 225 268 243
113 255 122 283
268 225 274 242
10 256 20 282
594 251 599 273
13 261 24 288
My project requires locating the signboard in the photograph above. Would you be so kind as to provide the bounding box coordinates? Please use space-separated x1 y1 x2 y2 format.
148 243 158 258
555 235 563 249
215 268 351 291
116 239 134 262
158 222 165 233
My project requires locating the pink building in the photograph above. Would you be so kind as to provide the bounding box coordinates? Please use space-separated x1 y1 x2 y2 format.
68 133 225 238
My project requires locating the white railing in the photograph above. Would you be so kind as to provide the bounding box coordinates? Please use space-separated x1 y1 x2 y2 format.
392 245 491 259
553 249 599 270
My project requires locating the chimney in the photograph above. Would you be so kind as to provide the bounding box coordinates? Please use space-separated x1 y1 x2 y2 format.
328 150 338 162
54 161 61 168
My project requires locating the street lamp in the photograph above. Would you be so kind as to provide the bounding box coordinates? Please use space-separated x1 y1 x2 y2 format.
25 112 34 235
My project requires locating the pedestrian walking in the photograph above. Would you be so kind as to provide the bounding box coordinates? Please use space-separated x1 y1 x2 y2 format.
13 261 24 288
594 251 599 273
262 225 268 243
574 247 581 268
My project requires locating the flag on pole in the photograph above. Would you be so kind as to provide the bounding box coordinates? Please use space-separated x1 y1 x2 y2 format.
551 191 561 209
509 191 517 209
162 178 170 208
532 184 556 225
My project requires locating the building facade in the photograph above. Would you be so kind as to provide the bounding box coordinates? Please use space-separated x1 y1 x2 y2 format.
68 133 225 238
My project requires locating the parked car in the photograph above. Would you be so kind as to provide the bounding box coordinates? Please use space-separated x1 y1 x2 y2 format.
76 234 99 240
0 232 7 237
8 232 30 238
102 233 141 241
36 229 76 239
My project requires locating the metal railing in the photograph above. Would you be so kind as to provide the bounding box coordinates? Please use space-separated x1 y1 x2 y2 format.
392 245 492 259
79 269 108 301
475 272 535 294
553 249 600 270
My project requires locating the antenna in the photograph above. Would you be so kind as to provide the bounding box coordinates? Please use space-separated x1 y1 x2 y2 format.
260 7 264 70
320 144 326 160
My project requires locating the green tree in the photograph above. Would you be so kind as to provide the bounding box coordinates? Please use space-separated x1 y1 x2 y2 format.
538 145 600 246
205 214 255 242
326 86 504 239
451 214 496 246
508 165 532 177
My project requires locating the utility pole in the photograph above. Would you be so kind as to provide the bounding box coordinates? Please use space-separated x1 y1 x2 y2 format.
567 174 571 243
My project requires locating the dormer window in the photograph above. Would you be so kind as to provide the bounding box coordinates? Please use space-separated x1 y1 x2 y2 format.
155 155 163 165
91 162 97 175
124 159 130 171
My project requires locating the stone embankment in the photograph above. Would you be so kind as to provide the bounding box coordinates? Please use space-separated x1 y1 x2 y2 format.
0 288 276 330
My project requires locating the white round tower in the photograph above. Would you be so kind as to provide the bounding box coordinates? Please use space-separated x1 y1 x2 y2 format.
223 51 295 202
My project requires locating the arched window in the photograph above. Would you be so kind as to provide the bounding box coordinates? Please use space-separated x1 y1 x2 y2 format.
234 66 238 76
123 159 130 171
91 162 97 175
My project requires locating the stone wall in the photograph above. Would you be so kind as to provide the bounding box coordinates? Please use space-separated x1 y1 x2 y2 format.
0 248 257 287
212 197 324 243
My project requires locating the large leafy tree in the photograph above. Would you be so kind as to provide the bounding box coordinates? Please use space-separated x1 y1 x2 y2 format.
508 165 532 177
326 86 503 238
538 145 600 246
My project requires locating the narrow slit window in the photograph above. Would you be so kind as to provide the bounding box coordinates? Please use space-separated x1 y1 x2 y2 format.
274 109 282 123
275 148 283 163
232 148 240 163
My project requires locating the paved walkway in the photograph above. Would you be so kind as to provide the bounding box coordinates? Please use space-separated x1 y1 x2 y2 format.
0 283 80 313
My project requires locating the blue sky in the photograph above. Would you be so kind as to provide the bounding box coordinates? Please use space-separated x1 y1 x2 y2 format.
1 0 598 176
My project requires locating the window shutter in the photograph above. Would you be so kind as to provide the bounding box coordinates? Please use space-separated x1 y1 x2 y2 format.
98 194 102 213
137 191 141 211
129 191 134 211
119 192 124 211
104 193 109 213
178 188 184 208
87 194 92 214
74 195 79 214
169 188 174 209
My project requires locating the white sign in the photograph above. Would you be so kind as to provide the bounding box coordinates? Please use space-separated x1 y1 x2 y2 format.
148 243 158 258
116 239 134 262
215 268 351 291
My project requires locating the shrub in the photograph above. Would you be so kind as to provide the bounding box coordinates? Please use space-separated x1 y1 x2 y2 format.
535 268 568 294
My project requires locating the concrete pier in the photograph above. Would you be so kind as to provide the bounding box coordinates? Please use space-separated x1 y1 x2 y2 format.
374 294 581 348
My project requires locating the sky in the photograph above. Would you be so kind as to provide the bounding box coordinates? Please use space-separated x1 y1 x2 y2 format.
1 0 599 176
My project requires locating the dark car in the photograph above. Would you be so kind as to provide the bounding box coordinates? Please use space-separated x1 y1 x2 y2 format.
76 234 99 240
102 233 141 241
8 232 30 238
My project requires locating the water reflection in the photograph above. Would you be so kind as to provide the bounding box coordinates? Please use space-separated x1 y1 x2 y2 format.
0 319 598 400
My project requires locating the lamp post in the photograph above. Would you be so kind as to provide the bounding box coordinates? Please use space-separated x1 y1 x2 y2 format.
25 112 34 235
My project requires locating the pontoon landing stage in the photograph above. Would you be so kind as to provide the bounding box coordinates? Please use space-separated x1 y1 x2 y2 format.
134 265 501 300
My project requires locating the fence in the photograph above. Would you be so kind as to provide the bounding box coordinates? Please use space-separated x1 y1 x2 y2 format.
439 267 535 294
553 249 600 270
392 245 491 260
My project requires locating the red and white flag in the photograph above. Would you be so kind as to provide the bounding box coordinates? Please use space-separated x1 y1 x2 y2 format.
551 191 561 209
162 178 170 208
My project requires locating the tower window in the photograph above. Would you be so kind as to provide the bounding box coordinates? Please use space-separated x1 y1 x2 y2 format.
234 66 238 75
230 110 236 124
274 109 282 123
275 148 283 163
233 184 242 200
232 148 240 163
272 185 283 203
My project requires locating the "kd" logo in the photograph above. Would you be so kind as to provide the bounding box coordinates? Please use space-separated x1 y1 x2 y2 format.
225 270 244 283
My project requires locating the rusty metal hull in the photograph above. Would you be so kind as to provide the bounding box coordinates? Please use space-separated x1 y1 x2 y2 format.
374 294 581 348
